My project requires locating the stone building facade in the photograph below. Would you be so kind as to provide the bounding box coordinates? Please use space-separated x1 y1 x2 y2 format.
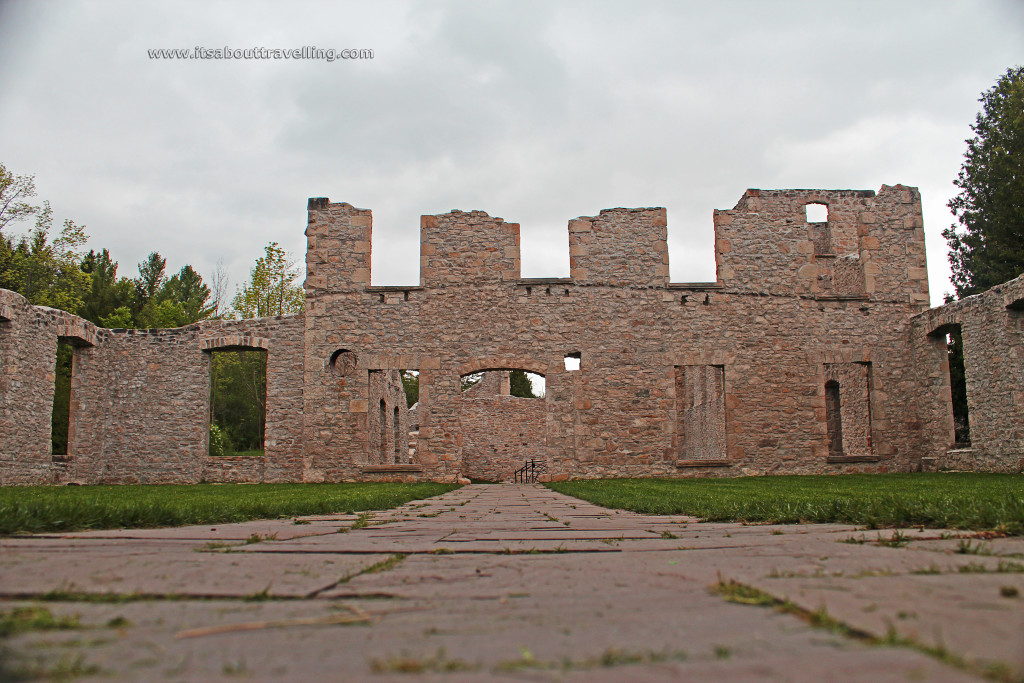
1 185 1021 485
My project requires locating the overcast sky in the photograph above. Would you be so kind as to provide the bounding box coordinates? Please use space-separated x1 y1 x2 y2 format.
1 0 1022 307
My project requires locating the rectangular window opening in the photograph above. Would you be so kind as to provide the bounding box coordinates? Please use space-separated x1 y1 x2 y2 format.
51 340 74 457
209 348 268 457
945 328 971 446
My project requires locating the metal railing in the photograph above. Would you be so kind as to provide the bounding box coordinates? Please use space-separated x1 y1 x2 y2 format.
513 459 547 483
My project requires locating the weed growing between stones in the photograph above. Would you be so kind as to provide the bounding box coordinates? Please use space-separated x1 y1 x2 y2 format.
712 579 1022 682
877 530 910 547
0 606 80 637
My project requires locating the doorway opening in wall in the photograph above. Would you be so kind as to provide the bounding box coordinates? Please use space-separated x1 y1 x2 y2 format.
51 340 74 457
459 368 547 483
945 326 971 446
400 370 420 463
208 348 268 457
367 369 417 465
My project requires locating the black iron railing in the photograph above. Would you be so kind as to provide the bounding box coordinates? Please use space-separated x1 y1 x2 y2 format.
513 459 547 483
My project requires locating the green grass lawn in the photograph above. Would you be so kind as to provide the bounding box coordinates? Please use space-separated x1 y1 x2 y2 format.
547 473 1024 533
0 482 458 535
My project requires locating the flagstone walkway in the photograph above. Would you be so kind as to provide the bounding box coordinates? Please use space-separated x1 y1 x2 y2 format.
1 484 1021 681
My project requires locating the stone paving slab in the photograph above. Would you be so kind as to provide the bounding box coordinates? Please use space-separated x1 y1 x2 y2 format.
1 483 1020 681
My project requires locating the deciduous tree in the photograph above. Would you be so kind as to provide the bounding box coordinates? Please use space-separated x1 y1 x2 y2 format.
231 242 304 318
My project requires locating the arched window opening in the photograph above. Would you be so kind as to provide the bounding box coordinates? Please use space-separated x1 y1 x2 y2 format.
825 380 843 457
329 349 358 377
209 348 268 457
564 352 581 371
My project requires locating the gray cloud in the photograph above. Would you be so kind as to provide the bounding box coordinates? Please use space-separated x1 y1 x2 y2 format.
0 0 1021 301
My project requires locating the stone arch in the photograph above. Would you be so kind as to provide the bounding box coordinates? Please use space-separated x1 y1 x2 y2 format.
199 335 271 352
456 356 549 378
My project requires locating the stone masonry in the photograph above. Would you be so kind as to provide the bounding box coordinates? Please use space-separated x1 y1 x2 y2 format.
1 185 1021 484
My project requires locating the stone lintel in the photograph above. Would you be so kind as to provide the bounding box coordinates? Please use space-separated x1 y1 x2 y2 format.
362 465 424 473
826 455 882 463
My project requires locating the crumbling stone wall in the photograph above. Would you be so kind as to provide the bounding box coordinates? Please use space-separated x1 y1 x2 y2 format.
912 274 1024 472
3 184 1022 485
297 185 937 482
63 315 304 484
0 290 98 484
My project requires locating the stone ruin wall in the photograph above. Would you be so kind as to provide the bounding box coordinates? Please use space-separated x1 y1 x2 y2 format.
0 291 100 484
1 184 1022 485
0 288 305 485
912 274 1024 472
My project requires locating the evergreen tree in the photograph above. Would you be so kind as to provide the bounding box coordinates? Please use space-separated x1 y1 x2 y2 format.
79 249 135 325
509 369 537 398
943 66 1024 297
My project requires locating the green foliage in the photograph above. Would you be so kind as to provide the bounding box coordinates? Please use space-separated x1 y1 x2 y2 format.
131 253 213 328
0 201 90 313
161 264 213 323
943 66 1024 298
231 242 304 318
210 350 267 453
509 369 537 398
401 370 419 408
0 482 460 534
548 474 1024 534
79 249 135 325
208 423 227 457
99 306 133 329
